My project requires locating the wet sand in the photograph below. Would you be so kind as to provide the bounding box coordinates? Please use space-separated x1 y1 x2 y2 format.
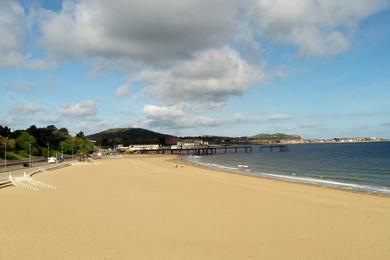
0 155 389 259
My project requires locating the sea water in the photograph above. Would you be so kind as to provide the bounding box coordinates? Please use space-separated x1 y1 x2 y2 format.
185 142 390 195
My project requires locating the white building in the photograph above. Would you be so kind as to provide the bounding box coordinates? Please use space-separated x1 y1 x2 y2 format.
128 144 160 151
177 139 209 148
116 144 127 152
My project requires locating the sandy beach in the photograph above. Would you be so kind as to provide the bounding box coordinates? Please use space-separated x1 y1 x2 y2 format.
0 155 389 260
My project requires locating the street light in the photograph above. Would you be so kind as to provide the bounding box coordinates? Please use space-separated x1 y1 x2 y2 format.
29 141 31 167
4 139 6 172
61 143 63 162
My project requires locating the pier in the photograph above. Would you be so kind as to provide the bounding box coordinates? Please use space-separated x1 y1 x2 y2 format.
259 145 289 152
140 144 289 155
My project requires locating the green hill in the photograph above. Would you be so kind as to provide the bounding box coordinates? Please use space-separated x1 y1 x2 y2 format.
87 128 175 146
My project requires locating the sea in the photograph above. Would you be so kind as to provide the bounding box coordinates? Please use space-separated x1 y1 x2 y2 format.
184 142 390 196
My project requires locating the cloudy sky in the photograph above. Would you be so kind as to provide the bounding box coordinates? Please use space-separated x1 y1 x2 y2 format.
1 0 390 138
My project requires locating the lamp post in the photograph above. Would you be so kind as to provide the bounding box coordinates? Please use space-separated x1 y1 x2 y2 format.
4 139 6 172
47 143 50 159
29 141 31 167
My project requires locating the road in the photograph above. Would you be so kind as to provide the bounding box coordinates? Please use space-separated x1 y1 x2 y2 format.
0 161 74 184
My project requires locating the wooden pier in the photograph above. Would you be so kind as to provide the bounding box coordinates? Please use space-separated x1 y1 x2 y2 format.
140 144 289 155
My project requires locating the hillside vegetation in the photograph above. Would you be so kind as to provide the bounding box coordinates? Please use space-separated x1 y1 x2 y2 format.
87 128 172 146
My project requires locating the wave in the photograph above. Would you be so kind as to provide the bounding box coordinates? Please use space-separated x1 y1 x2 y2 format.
185 156 239 170
255 172 390 195
203 162 239 171
191 155 202 159
184 156 390 196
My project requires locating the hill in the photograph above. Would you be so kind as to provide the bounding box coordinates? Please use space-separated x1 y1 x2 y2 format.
87 128 175 146
250 133 302 143
88 128 303 147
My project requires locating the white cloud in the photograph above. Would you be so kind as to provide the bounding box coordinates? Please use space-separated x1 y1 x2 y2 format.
0 115 29 129
38 1 264 106
233 113 245 122
67 118 113 135
11 102 43 114
140 103 296 131
60 100 97 117
0 0 51 69
38 0 390 65
268 114 292 121
39 115 61 124
2 0 387 71
143 104 186 119
115 83 130 97
232 112 263 124
192 116 224 128
138 47 263 105
143 115 225 131
250 0 390 57
141 103 225 130
0 1 25 65
39 0 239 64
34 0 390 113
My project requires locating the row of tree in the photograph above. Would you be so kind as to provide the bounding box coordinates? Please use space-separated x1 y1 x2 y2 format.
0 125 94 160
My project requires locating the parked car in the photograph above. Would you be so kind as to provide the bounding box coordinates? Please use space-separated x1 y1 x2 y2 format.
47 157 57 163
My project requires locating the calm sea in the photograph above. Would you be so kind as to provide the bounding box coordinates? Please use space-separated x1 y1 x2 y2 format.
185 142 390 195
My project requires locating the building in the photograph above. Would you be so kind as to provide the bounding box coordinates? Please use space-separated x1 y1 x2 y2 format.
165 136 178 146
177 139 209 149
116 144 127 152
128 144 160 151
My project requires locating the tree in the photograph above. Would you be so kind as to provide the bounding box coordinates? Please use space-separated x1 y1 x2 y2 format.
60 136 94 155
51 127 69 149
2 125 92 159
76 131 85 139
10 129 23 139
26 125 70 154
16 132 39 156
0 136 16 159
27 125 49 148
0 126 11 137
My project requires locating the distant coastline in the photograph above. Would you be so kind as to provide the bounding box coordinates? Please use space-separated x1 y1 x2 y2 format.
268 139 389 145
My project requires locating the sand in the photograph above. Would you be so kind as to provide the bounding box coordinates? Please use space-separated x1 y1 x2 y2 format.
0 155 389 260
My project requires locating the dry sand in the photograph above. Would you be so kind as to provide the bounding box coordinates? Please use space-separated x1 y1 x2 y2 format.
0 155 389 260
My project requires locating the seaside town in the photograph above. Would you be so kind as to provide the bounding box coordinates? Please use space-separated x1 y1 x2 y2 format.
1 1 390 260
1 124 387 163
115 135 386 153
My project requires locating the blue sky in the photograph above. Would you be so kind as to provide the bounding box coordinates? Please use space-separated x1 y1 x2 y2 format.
1 0 390 138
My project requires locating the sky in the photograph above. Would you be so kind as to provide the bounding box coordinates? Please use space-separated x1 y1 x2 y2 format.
1 0 390 138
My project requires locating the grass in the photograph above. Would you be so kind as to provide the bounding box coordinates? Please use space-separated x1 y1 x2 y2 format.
1 152 27 161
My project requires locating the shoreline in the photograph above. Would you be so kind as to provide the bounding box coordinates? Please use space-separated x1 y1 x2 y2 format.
175 154 390 198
